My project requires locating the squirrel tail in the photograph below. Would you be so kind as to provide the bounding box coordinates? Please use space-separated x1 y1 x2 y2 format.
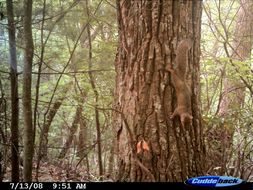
175 39 192 78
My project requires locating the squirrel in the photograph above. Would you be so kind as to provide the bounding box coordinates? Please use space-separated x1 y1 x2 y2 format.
167 39 193 128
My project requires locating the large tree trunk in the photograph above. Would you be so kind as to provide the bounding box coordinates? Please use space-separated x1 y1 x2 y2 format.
23 0 34 181
114 0 205 182
7 0 19 181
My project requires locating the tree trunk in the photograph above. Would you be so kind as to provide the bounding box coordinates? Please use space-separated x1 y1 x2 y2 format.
7 0 19 182
38 83 71 161
106 139 116 179
58 104 83 159
0 79 7 182
76 112 90 173
86 0 103 178
35 83 72 181
114 0 205 182
22 0 34 181
77 115 87 158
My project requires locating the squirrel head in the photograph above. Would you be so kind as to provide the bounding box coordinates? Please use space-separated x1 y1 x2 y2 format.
180 113 193 127
177 39 192 51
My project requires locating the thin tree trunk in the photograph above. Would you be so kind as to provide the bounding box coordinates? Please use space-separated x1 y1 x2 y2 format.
86 0 103 178
41 101 63 158
38 83 71 161
23 0 34 181
107 139 115 179
0 79 7 182
58 105 82 159
77 115 87 158
76 110 90 173
7 0 19 182
0 152 2 182
35 101 64 181
33 0 47 158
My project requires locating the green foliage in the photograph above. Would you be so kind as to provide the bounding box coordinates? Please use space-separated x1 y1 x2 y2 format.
202 0 253 178
0 0 117 177
1 0 252 180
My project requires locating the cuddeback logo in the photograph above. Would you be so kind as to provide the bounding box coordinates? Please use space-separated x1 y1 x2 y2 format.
185 176 244 187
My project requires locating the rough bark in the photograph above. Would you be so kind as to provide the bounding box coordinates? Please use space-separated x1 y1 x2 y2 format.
7 0 19 181
114 0 204 182
22 0 34 181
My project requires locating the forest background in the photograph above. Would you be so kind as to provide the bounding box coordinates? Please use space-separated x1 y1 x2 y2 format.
0 0 252 182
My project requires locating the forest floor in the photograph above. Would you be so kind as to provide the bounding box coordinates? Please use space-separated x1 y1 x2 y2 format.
3 162 99 181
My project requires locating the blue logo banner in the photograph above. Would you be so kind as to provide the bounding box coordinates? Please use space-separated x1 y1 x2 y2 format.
185 176 244 187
